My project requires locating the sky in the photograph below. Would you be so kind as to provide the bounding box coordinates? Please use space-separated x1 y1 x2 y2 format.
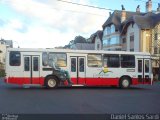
0 0 159 48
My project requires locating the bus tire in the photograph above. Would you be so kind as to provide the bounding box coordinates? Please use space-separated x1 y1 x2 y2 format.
119 77 131 89
45 76 58 89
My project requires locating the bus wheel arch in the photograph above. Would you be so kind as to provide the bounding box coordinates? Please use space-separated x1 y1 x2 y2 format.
45 75 59 89
119 76 132 89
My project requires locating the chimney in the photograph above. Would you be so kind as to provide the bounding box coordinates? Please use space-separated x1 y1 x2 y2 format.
157 3 160 12
136 5 140 13
109 12 112 16
146 0 152 12
121 5 126 23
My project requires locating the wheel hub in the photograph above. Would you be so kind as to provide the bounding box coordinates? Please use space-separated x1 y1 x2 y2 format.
48 79 56 87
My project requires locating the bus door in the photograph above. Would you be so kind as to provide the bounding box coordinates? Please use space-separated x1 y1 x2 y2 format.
23 55 40 84
137 58 151 84
70 57 86 84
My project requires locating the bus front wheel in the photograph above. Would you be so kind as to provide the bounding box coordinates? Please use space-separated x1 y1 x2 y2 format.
45 76 58 89
119 77 131 89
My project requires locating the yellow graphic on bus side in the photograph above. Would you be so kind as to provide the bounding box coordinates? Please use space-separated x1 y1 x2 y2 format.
99 67 112 75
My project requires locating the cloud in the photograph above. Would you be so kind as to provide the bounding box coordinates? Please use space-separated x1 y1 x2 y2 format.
0 0 109 48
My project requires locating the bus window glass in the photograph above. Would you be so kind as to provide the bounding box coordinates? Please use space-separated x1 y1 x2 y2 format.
33 57 39 71
24 57 30 71
121 55 135 68
145 60 149 73
103 54 120 67
71 58 76 72
79 58 84 72
42 52 48 66
138 60 142 72
88 54 102 67
9 51 21 66
49 53 67 67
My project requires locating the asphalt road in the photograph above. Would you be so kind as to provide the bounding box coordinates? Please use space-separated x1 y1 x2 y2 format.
0 77 160 114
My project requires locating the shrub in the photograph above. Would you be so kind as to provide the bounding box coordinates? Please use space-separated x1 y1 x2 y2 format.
0 69 5 77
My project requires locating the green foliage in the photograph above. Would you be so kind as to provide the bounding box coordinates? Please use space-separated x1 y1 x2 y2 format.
0 69 5 77
74 36 86 43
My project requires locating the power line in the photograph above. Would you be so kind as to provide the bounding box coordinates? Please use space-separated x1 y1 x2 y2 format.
62 9 106 16
52 7 107 16
134 0 159 4
57 0 114 11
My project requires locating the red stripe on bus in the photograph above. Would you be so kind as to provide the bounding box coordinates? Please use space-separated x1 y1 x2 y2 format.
6 77 151 86
6 77 44 86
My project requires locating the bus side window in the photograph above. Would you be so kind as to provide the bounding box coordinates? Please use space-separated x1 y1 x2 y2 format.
42 52 48 66
138 60 142 72
49 53 67 67
121 55 135 68
33 57 39 71
145 60 149 73
79 58 84 72
24 57 30 71
103 54 120 67
71 58 76 72
88 54 102 67
9 51 21 66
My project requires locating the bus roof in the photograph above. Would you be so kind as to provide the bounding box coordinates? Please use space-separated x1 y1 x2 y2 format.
7 48 150 56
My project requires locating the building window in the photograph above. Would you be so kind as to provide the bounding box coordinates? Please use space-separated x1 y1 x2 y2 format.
104 27 108 35
130 35 134 42
97 43 100 50
110 36 120 45
103 39 107 46
130 48 134 51
107 38 111 46
111 24 115 33
107 27 111 34
122 38 126 43
155 33 158 40
154 47 158 54
116 48 121 51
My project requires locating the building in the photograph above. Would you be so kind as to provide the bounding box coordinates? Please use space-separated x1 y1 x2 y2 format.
102 5 144 51
102 0 160 52
0 39 13 48
0 44 6 68
102 0 160 78
90 30 103 50
70 43 95 50
0 39 13 69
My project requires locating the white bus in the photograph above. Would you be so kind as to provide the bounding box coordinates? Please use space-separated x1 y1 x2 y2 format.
5 48 153 89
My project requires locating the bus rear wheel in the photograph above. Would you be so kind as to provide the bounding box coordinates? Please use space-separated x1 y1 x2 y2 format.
119 77 131 89
45 76 58 89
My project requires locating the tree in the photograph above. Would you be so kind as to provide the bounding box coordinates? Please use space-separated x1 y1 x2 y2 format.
74 36 86 44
